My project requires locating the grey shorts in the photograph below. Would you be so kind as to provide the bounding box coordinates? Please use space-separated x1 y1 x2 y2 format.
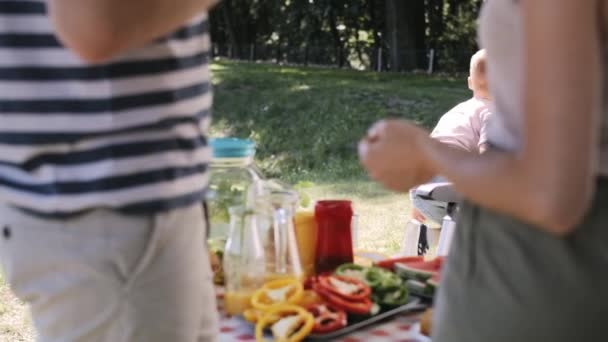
0 204 219 342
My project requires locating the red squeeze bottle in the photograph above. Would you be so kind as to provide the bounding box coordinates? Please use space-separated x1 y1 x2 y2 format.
314 200 354 274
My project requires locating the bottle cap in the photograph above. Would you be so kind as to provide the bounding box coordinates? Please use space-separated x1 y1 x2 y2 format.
210 138 256 158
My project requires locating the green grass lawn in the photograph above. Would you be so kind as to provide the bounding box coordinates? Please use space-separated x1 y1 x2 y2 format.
211 60 469 181
0 61 469 341
211 59 470 254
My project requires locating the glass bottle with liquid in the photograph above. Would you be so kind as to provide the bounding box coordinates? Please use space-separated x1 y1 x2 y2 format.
223 206 266 316
294 210 317 277
206 138 265 285
314 200 354 274
257 188 303 281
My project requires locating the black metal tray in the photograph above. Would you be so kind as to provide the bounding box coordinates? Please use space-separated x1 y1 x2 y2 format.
305 296 426 341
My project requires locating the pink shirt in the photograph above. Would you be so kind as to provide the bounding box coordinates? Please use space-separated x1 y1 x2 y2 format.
430 97 492 153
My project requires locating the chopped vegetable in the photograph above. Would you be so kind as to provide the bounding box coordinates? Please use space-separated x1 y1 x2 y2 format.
303 276 318 290
296 290 322 307
405 279 428 294
255 305 314 342
271 315 303 339
405 275 438 297
313 283 374 315
251 278 304 310
335 263 367 282
243 308 261 323
317 275 371 301
305 303 348 334
369 302 381 316
244 308 280 324
266 285 293 303
375 287 409 307
393 257 444 281
335 264 402 292
364 267 403 291
374 256 427 271
328 278 361 296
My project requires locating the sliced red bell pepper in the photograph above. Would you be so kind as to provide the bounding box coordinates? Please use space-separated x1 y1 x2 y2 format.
317 275 371 301
305 303 347 334
303 276 318 290
313 283 373 315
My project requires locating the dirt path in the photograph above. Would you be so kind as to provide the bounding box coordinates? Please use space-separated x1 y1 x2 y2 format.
0 276 34 342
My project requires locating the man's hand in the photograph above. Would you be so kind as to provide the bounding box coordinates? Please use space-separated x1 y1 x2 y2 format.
358 119 436 192
48 0 220 63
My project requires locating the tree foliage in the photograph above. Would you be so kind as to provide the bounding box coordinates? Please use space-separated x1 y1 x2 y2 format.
210 0 483 72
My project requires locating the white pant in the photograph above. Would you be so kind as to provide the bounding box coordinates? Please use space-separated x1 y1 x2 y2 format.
0 204 218 342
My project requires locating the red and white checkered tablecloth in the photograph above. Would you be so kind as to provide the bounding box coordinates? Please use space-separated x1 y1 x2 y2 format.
218 311 432 342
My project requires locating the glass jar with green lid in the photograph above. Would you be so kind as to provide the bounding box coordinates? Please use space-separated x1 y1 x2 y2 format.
206 138 265 255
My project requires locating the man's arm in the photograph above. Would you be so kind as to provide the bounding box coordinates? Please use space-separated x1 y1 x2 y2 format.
48 0 220 63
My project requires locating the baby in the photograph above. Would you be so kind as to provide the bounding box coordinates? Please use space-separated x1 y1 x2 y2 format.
411 49 492 227
431 49 491 154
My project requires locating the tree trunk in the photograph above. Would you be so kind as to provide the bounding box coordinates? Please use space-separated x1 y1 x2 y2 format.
427 0 445 45
327 6 344 67
221 1 238 58
368 0 378 70
385 0 426 71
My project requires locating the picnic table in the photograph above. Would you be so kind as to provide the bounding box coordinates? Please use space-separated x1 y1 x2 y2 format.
217 308 431 342
214 250 435 342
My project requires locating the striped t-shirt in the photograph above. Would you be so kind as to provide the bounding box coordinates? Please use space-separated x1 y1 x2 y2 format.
0 1 212 215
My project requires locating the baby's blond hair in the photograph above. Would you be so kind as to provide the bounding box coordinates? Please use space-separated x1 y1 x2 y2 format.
469 49 488 93
470 49 487 78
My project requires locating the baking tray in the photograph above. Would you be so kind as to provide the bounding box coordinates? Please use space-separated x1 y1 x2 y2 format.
305 296 426 341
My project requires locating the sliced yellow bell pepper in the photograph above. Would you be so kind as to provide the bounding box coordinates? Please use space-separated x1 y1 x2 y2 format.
244 308 281 324
296 290 322 307
255 305 314 342
243 308 262 323
251 278 304 311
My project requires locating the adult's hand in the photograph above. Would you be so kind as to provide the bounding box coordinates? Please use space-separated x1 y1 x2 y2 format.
358 119 436 192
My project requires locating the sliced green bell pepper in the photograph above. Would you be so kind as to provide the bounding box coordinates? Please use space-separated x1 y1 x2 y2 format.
335 264 403 291
376 286 409 307
335 263 368 283
366 267 403 291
